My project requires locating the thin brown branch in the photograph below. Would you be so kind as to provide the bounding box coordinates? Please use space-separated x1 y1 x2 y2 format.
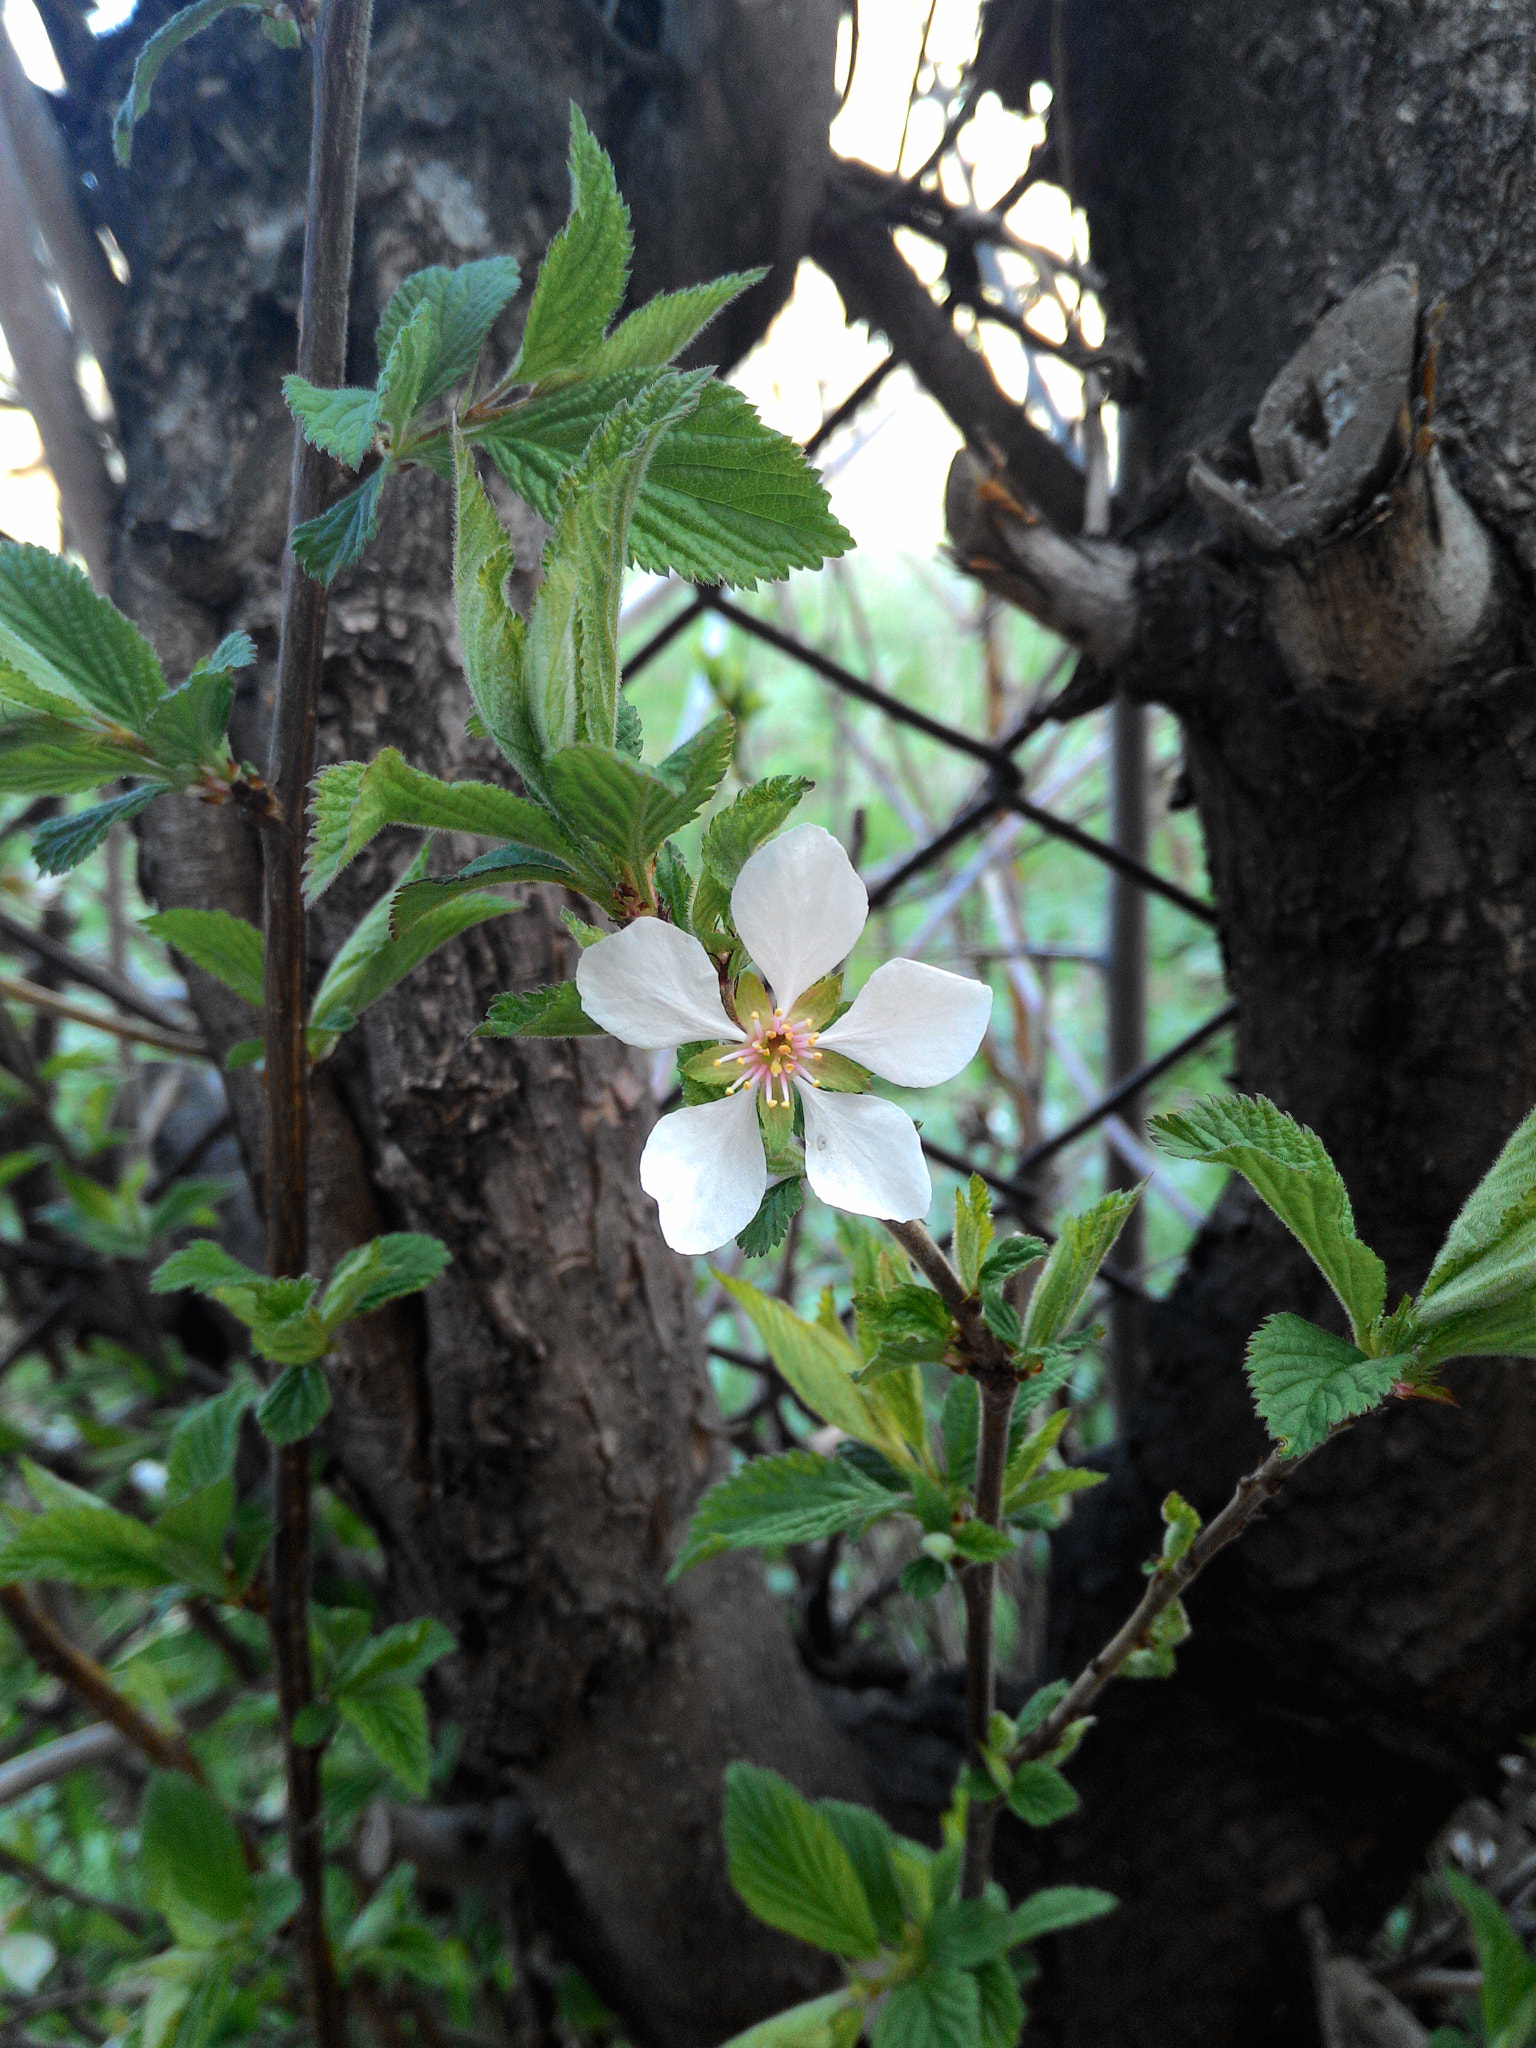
811 165 1085 533
1011 1446 1296 1766
0 905 192 1036
883 1217 969 1313
0 1587 202 1780
0 30 120 370
260 1 374 2041
0 1840 145 1934
960 1372 1016 1898
0 109 112 583
0 972 207 1058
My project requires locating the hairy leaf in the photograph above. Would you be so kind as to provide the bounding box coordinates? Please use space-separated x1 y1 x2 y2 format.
1244 1313 1405 1457
0 544 165 731
1021 1188 1140 1352
308 846 516 1050
165 1379 257 1504
590 271 765 374
701 775 815 891
142 908 264 1008
337 1683 431 1796
319 1233 450 1327
515 107 632 385
113 0 261 164
451 432 545 794
1008 1762 1080 1827
527 375 706 754
0 714 148 795
304 746 579 901
543 715 734 883
1006 1885 1117 1945
954 1174 995 1293
139 1774 252 1944
476 980 602 1038
33 787 162 877
142 667 234 774
376 258 521 410
282 378 381 467
290 469 385 585
1152 1095 1386 1340
333 1615 455 1696
724 1764 881 1959
255 1363 331 1445
627 380 854 587
719 1273 910 1465
872 1969 980 2048
670 1449 900 1578
737 1175 805 1256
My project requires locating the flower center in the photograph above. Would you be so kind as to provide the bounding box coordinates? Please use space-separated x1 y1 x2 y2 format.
724 1007 820 1106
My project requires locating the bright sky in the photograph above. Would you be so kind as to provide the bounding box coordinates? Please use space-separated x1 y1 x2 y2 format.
0 0 1087 566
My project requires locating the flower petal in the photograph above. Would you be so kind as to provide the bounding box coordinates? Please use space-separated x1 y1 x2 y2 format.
819 959 993 1087
639 1090 767 1254
796 1084 931 1223
731 824 868 1013
575 918 740 1050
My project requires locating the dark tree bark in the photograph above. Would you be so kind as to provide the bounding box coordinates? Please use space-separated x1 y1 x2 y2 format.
941 4 1536 2043
52 5 863 2043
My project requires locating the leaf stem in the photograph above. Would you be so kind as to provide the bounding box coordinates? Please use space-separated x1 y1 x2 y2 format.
1010 1444 1298 1768
261 1 373 2041
0 1585 202 1780
960 1370 1016 1899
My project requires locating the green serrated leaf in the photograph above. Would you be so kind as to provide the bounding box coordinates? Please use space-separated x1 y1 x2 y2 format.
142 666 234 775
951 1520 1017 1564
303 746 580 901
1007 1761 1080 1827
1151 1095 1386 1340
256 1363 331 1445
975 1958 1024 2048
376 258 522 412
476 980 602 1038
669 1449 899 1579
515 106 632 385
954 1174 994 1293
719 1273 911 1465
389 848 584 942
872 1967 980 2048
528 374 706 754
139 1773 252 1945
701 775 816 892
816 1801 905 1947
628 380 855 587
1244 1312 1405 1457
544 716 734 882
113 0 262 164
724 1763 881 1959
377 299 438 442
334 1615 455 1695
165 1378 257 1504
1157 1490 1201 1567
281 378 381 468
589 271 765 375
1022 1188 1141 1352
451 430 545 796
0 712 148 795
142 908 264 1007
1007 1885 1117 1945
308 844 516 1049
33 787 162 876
1443 1869 1536 2043
337 1683 431 1795
290 469 386 586
714 1992 860 2048
737 1176 805 1256
319 1232 450 1327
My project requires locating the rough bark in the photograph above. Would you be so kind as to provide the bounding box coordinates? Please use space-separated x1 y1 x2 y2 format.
961 3 1536 2042
56 4 859 2042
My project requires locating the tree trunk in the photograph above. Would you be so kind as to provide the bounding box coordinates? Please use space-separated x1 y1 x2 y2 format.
62 4 861 2041
965 3 1536 2041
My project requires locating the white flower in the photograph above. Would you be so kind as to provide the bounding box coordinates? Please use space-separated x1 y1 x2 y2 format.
575 823 993 1254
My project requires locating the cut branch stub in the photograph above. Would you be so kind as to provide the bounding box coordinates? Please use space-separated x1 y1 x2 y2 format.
945 448 1138 666
1190 264 1509 701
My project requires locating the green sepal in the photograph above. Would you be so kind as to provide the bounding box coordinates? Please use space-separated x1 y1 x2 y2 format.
737 1176 805 1256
